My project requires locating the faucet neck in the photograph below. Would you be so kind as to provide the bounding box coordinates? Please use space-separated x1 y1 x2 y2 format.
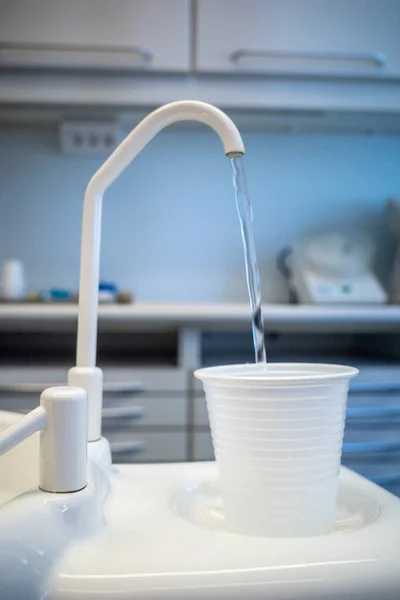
73 101 244 440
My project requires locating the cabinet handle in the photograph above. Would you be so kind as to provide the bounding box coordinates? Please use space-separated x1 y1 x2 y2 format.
347 406 400 419
103 382 144 394
350 381 400 393
0 42 153 69
229 49 387 73
0 383 52 394
102 406 144 419
110 440 145 454
0 381 144 394
343 441 400 454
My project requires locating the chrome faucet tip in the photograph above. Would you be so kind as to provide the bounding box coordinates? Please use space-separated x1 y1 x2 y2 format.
226 151 245 158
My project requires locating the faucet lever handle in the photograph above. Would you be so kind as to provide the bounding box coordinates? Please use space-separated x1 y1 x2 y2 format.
0 405 47 455
0 386 87 493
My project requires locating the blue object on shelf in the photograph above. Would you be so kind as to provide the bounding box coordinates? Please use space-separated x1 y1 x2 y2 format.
99 282 118 293
39 288 71 302
98 281 118 303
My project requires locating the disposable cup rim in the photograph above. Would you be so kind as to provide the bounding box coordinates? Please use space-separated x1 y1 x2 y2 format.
195 362 358 385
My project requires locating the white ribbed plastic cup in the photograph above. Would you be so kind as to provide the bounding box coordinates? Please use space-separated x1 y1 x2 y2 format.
194 363 358 537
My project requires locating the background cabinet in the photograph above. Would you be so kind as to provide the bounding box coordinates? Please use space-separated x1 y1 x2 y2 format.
195 0 400 78
0 365 189 463
0 0 190 72
2 0 400 117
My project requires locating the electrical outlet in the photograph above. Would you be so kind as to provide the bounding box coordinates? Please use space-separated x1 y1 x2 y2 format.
59 120 121 155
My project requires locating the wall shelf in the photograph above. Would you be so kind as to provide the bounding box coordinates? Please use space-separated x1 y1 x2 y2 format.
1 303 400 333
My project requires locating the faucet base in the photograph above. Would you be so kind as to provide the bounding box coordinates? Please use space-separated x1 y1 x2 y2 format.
68 366 103 441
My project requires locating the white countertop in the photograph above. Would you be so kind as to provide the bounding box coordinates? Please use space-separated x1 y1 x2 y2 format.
0 303 400 332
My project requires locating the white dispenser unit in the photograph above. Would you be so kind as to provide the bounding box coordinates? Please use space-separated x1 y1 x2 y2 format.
50 462 400 599
1 448 400 600
0 102 399 600
288 232 387 304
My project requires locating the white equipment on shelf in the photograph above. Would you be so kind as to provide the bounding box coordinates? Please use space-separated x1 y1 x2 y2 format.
285 232 387 304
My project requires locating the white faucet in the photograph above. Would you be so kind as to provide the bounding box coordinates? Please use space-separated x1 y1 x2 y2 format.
68 100 244 442
0 101 244 492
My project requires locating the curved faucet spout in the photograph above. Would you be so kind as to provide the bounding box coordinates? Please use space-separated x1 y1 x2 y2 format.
69 101 245 441
87 101 244 198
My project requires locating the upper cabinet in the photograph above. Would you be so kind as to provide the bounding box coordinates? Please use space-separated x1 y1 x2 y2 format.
0 0 190 72
195 0 400 79
2 0 400 121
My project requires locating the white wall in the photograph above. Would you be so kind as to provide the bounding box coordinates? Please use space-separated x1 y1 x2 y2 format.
0 125 399 301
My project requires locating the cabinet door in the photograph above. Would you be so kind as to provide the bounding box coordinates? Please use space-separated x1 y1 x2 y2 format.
0 0 190 71
195 0 400 78
107 431 187 463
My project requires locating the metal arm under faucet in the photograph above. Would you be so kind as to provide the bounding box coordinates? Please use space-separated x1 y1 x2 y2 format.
68 101 245 441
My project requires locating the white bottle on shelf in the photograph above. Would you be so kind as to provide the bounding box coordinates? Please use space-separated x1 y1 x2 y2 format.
1 259 26 301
